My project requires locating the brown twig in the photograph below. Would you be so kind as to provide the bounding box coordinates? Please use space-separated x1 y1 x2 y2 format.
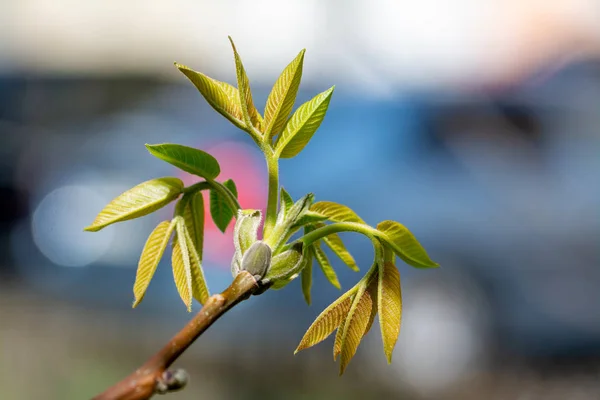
93 271 259 400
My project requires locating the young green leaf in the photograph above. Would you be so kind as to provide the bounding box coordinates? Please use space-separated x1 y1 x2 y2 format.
339 276 378 375
275 86 334 158
301 247 313 305
376 220 439 269
172 221 193 311
183 226 210 305
234 209 262 255
132 220 176 308
175 63 244 129
295 285 358 354
280 187 294 214
228 37 262 131
146 143 220 180
378 260 402 363
265 193 314 251
313 242 341 289
231 209 261 277
263 242 303 283
182 192 205 259
264 49 305 139
322 232 360 272
210 179 238 233
85 177 184 232
310 201 366 224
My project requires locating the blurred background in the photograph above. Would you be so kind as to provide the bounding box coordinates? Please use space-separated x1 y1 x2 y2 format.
1 1 599 399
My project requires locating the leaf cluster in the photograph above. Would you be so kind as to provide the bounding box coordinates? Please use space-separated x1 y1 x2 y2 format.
85 38 439 374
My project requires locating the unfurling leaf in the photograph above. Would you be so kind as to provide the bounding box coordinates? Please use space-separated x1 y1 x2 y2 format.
280 187 294 215
234 209 262 254
133 220 175 307
313 242 341 289
339 276 378 375
310 201 366 224
265 193 314 251
275 86 334 158
295 285 358 353
263 242 304 283
232 209 262 276
376 220 439 269
146 143 221 180
172 220 193 311
378 260 402 363
85 177 183 232
210 179 238 232
183 224 210 305
175 64 244 129
228 37 262 131
182 192 205 259
322 232 360 272
264 49 305 139
301 246 313 305
240 241 272 279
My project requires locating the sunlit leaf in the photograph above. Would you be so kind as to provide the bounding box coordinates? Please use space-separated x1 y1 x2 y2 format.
275 86 334 158
332 281 378 362
132 220 175 307
295 285 358 353
376 220 439 269
172 221 193 311
310 201 366 224
378 260 402 363
313 242 341 289
228 37 262 131
183 225 210 305
323 232 359 272
182 192 205 259
146 143 220 180
210 179 238 233
264 49 305 139
175 63 244 128
339 276 378 375
85 177 183 232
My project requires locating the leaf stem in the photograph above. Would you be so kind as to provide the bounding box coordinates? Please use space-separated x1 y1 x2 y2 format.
263 155 279 238
292 222 376 248
182 181 211 194
207 179 241 213
92 271 258 400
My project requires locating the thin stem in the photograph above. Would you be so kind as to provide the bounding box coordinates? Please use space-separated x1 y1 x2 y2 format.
263 155 279 239
207 179 241 212
93 272 258 400
293 222 376 248
182 181 211 194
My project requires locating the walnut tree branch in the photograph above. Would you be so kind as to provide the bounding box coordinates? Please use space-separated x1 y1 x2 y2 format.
93 271 259 400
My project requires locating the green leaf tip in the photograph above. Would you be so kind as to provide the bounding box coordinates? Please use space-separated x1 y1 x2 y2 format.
146 143 221 180
85 177 184 232
375 220 439 269
275 86 335 159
